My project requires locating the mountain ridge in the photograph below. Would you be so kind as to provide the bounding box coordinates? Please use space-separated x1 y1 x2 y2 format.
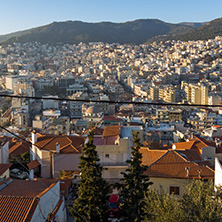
1 18 221 45
0 19 195 45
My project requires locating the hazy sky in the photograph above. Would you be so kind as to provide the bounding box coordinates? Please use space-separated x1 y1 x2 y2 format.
0 0 221 35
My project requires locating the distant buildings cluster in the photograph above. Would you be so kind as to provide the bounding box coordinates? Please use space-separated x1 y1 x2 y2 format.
1 37 222 220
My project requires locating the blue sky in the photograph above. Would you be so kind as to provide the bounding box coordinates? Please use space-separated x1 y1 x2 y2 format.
0 0 221 35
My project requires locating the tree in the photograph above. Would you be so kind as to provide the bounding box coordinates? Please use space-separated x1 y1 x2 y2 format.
71 130 110 222
143 190 183 222
181 180 222 222
120 132 153 222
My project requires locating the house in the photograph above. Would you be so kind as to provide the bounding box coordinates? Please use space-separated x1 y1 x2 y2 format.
93 125 143 183
0 140 9 164
169 136 217 166
9 140 30 160
0 163 12 180
140 147 167 166
29 132 84 178
0 178 69 222
94 125 129 183
144 150 214 197
102 116 123 126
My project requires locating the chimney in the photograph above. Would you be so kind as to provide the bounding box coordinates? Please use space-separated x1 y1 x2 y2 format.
185 167 190 177
32 130 37 145
56 142 60 153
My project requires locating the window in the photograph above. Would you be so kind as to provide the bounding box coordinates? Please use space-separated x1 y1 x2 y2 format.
105 154 109 158
169 186 180 195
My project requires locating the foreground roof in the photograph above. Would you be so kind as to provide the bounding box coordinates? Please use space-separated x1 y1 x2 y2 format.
0 179 57 198
140 147 167 166
0 196 39 222
0 163 12 176
145 150 214 179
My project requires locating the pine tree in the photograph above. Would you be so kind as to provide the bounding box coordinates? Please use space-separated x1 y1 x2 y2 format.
120 131 153 222
71 130 110 222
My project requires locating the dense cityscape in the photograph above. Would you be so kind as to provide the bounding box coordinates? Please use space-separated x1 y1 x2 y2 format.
1 34 222 220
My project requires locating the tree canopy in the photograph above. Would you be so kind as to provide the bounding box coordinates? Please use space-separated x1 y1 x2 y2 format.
120 131 153 222
71 130 109 222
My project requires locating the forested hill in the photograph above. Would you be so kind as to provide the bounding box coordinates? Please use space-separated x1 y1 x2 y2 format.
174 18 222 41
149 18 222 43
0 19 194 45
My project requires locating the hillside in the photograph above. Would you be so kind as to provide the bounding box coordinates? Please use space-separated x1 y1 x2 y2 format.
0 19 194 45
174 18 222 41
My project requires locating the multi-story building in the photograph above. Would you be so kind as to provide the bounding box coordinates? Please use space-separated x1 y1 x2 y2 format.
47 116 70 135
184 83 208 105
149 86 159 101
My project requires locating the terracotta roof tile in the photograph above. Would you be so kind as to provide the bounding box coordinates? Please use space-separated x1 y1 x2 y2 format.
140 147 167 166
9 141 30 156
0 179 57 198
27 160 41 170
34 135 84 154
0 164 12 176
0 196 39 222
103 116 123 122
175 150 203 162
102 125 121 137
145 150 214 179
170 137 216 154
170 141 195 150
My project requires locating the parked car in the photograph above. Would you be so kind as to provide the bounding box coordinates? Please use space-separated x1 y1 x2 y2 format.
108 194 121 218
10 168 29 180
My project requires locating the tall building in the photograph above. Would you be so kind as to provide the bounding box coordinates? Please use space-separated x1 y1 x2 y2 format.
149 86 159 101
185 83 208 105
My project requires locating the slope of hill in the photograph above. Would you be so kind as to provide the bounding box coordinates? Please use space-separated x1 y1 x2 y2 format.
174 18 222 41
178 22 204 29
0 19 194 45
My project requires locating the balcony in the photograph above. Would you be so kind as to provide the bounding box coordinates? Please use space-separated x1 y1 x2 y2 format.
100 162 128 168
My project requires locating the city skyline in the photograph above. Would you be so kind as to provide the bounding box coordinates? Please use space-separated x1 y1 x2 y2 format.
0 0 221 35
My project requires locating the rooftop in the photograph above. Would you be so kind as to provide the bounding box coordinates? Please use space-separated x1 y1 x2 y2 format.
145 150 214 179
34 134 84 154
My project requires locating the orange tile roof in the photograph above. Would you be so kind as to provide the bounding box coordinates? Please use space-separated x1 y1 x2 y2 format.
27 160 41 170
171 141 195 150
34 135 84 154
0 196 39 222
190 136 216 148
140 147 167 166
170 137 216 155
145 150 214 179
0 163 12 176
9 141 30 156
175 149 202 162
103 116 123 122
0 179 57 198
102 125 121 138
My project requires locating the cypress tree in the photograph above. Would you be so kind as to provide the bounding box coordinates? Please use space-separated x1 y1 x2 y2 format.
71 130 110 222
120 131 153 222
